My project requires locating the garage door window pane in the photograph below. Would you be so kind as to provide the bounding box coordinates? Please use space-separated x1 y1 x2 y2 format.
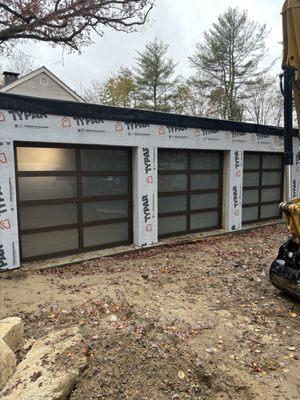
242 206 259 222
84 222 128 247
244 154 260 169
158 195 187 214
262 154 282 169
83 200 128 222
81 149 129 171
22 229 78 258
243 172 260 187
17 147 76 171
261 188 282 202
158 152 188 170
262 172 282 186
261 204 280 219
191 211 219 230
159 215 187 235
191 174 219 190
82 176 128 197
158 174 187 192
20 204 77 230
191 193 219 210
18 176 77 201
243 189 259 205
191 152 220 170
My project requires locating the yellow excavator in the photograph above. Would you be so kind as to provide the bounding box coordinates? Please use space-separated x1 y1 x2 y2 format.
269 0 300 299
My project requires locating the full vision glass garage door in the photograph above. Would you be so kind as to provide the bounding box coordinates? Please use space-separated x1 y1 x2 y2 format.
158 149 223 237
15 144 132 260
242 152 283 224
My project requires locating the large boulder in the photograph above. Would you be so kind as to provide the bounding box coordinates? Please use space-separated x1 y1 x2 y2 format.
0 327 88 400
0 317 24 352
0 339 16 390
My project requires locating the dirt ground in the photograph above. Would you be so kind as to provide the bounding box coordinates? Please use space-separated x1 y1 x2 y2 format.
1 223 300 400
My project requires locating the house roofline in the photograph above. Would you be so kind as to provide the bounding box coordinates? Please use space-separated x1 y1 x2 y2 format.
0 92 292 137
0 66 84 103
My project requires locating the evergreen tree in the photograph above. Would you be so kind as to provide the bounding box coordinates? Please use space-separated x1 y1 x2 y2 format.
189 7 269 121
134 38 178 111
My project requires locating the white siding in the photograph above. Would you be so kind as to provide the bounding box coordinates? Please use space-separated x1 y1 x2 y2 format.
5 72 80 102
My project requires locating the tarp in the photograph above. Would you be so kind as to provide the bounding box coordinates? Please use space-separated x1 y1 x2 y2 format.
282 0 300 127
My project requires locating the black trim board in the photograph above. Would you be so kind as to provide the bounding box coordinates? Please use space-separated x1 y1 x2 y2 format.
0 92 294 136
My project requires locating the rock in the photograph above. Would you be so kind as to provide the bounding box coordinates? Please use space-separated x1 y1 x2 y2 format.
0 339 16 390
0 327 88 400
0 317 24 352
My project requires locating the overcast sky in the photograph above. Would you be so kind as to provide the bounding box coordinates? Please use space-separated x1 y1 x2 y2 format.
15 0 284 94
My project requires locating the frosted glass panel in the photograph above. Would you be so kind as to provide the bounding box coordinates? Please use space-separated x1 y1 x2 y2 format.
190 211 219 230
20 203 77 229
191 193 219 210
159 215 187 235
83 222 128 247
191 174 219 190
262 154 282 169
83 200 128 222
158 151 188 170
22 229 78 258
81 149 129 171
261 204 280 219
17 147 76 171
18 176 77 201
191 152 220 170
242 206 259 222
158 195 187 214
243 172 260 187
262 172 282 186
243 189 259 205
158 174 187 192
244 154 260 169
261 188 282 202
82 176 128 197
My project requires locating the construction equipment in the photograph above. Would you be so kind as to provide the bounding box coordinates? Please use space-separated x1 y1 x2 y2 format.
269 0 300 299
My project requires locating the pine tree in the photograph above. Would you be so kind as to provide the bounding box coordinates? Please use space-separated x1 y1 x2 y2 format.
189 7 269 121
134 38 178 111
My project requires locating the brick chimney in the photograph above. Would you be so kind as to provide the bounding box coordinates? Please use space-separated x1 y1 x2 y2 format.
3 71 20 86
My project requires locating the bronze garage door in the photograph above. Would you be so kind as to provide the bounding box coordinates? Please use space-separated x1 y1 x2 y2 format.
242 152 284 224
158 149 223 237
15 143 132 261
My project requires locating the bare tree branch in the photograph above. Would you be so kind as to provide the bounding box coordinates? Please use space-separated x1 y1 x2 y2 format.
0 0 154 54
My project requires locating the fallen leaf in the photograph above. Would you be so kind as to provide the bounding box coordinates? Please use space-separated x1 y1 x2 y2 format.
178 370 185 380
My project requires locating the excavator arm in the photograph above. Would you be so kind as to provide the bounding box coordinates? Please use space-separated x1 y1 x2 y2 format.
282 0 300 126
269 1 300 300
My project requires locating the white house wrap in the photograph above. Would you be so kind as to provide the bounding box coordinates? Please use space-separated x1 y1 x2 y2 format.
0 93 298 270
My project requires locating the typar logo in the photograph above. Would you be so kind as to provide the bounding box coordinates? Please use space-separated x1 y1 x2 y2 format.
0 153 7 165
145 224 153 233
115 122 124 132
194 129 201 137
233 186 239 210
143 148 152 174
0 185 7 215
146 176 153 184
142 195 151 223
0 244 7 269
8 111 48 121
61 117 71 128
0 219 11 230
225 132 231 140
73 117 104 126
0 112 5 122
251 134 257 142
234 210 240 217
159 126 166 134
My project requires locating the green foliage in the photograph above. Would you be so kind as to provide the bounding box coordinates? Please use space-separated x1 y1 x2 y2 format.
134 38 178 111
189 7 269 121
84 67 136 107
